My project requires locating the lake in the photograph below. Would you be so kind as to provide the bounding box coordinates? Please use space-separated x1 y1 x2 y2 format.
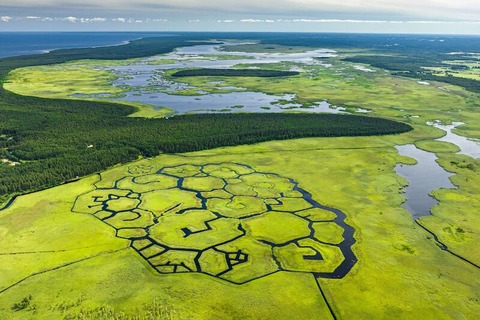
107 42 340 114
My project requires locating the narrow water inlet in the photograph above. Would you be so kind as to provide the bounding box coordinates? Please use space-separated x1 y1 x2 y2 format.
395 121 480 219
395 144 456 219
429 121 480 159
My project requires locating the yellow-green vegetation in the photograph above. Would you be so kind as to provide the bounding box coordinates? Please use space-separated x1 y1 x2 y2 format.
414 140 461 154
5 62 124 99
72 161 353 284
2 43 480 319
274 239 344 274
182 176 225 191
424 59 480 80
4 60 174 118
173 59 480 139
146 58 177 65
126 101 174 118
243 211 310 244
1 136 479 319
422 153 480 265
8 48 480 140
154 50 480 270
312 222 345 244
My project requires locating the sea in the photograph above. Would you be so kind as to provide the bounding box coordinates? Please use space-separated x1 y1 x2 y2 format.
0 32 165 58
2 32 480 59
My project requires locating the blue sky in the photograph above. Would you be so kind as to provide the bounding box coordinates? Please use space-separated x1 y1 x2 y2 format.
1 0 479 34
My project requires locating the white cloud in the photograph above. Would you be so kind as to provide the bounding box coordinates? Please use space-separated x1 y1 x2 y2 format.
76 17 107 23
62 16 78 22
292 19 389 23
0 0 479 21
90 17 107 22
3 15 480 27
238 19 276 23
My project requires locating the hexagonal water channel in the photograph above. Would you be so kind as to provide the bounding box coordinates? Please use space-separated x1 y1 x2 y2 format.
72 162 357 283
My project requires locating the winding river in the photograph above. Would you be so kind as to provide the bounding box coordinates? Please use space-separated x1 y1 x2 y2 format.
395 121 479 219
430 121 480 158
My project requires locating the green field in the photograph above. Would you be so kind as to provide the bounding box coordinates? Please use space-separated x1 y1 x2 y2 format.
1 34 480 319
425 60 480 80
1 137 479 319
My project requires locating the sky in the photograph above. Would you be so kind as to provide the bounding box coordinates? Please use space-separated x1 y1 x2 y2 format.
1 0 480 34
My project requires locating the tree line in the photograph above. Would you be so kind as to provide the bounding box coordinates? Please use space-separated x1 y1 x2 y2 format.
171 69 299 78
0 35 412 204
344 54 480 94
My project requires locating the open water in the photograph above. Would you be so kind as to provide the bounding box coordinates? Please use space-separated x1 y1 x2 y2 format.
0 32 160 58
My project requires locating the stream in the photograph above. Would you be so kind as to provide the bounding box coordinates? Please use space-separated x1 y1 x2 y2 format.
394 122 480 268
430 121 480 158
395 121 479 219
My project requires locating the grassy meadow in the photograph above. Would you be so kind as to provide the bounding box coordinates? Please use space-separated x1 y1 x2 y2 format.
1 40 479 319
1 136 479 319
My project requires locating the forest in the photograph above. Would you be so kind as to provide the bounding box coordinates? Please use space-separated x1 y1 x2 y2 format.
171 69 300 77
344 55 480 94
0 100 412 202
0 34 415 204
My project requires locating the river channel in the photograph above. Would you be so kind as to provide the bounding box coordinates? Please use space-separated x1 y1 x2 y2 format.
395 144 455 219
395 121 479 219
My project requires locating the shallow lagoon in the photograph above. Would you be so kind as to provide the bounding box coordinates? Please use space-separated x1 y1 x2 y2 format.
106 42 338 114
119 91 338 113
395 121 480 219
395 144 456 219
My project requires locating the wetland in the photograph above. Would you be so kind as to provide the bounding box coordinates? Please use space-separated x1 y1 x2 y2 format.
1 32 479 319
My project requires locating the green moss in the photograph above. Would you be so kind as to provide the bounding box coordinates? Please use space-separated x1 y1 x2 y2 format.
1 138 480 318
296 208 337 221
415 139 461 154
105 210 155 230
5 63 174 119
313 222 345 244
274 239 344 273
243 211 311 244
207 196 267 218
182 176 225 191
117 175 178 193
140 189 202 215
5 63 124 99
150 210 242 250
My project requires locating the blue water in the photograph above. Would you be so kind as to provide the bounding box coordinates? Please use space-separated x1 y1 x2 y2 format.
0 32 163 58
